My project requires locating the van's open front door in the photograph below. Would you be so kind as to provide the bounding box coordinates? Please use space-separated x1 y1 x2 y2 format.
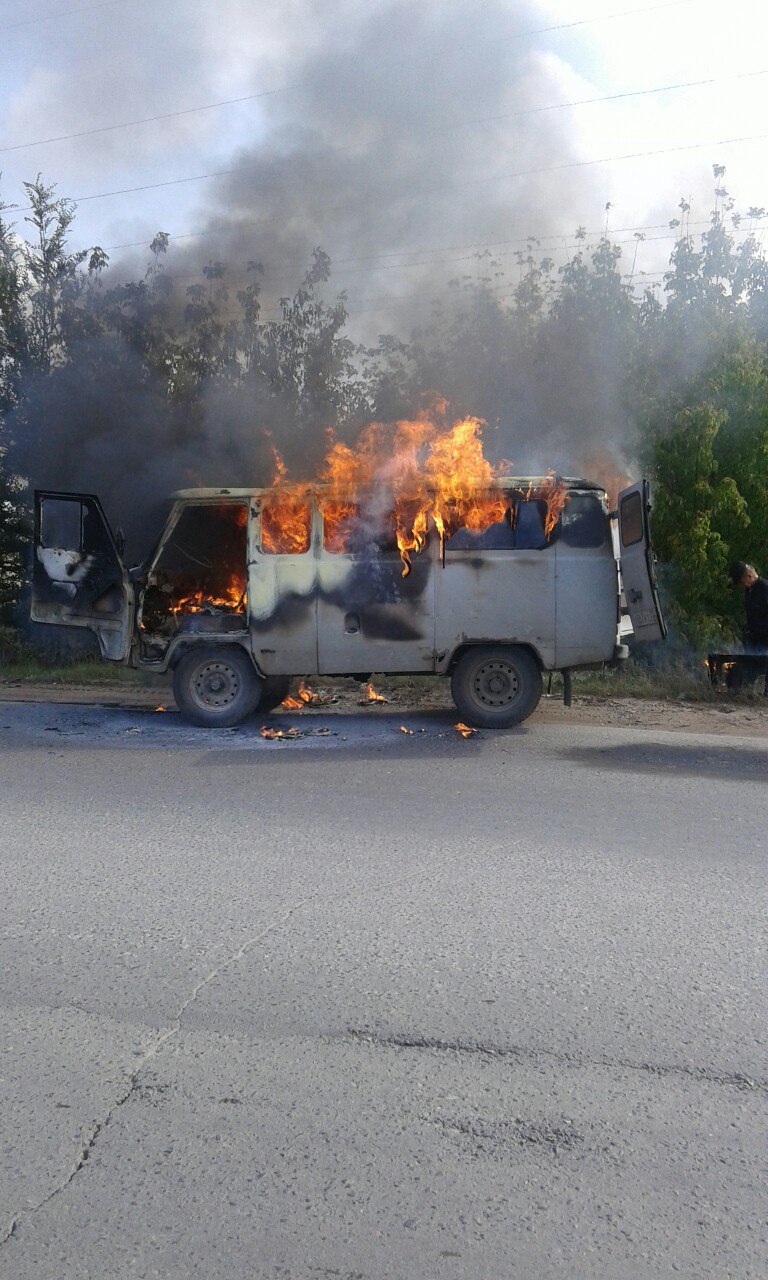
617 480 667 642
31 491 135 660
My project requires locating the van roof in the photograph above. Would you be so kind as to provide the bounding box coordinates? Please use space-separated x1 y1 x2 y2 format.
170 477 607 500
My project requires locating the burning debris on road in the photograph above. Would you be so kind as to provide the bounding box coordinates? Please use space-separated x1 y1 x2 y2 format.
280 683 332 710
454 722 477 738
359 682 388 705
261 725 303 740
260 724 334 742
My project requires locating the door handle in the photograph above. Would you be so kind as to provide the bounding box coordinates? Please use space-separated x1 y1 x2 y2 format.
344 612 360 634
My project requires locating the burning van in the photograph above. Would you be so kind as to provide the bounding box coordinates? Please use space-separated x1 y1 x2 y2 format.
30 474 665 728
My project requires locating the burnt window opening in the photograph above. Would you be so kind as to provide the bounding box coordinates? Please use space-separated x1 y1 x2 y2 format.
39 496 116 560
619 491 644 547
446 505 516 550
142 502 248 635
35 495 124 615
445 498 552 551
40 498 82 551
321 503 408 557
261 499 312 555
558 492 608 548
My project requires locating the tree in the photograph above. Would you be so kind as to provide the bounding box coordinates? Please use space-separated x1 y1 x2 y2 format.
0 198 31 622
20 177 107 371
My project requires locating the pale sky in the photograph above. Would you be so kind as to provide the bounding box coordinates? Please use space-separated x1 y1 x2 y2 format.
2 0 768 329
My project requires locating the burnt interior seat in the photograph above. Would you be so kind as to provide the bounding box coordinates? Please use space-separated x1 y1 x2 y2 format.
515 501 547 550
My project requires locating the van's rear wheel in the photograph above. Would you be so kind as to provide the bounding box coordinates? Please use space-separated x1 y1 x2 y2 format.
173 646 262 727
451 645 542 728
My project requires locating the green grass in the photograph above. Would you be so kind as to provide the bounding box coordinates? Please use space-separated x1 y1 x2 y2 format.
0 656 145 685
568 659 762 703
0 625 145 684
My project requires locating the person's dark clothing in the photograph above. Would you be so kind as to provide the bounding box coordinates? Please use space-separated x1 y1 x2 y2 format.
744 575 768 647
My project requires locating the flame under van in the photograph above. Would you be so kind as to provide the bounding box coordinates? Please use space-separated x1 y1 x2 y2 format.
31 478 665 728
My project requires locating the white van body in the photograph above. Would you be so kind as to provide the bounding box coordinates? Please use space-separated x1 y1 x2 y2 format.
31 477 665 727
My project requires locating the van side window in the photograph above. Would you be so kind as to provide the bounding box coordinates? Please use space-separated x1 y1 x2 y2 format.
445 498 512 550
322 503 401 556
560 493 607 548
261 499 311 554
40 498 82 550
619 491 644 547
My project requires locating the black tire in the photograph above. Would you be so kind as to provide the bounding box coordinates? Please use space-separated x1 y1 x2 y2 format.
451 645 542 728
173 646 262 728
258 675 292 713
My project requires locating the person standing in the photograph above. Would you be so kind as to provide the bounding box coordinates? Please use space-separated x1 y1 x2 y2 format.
728 561 768 692
728 562 768 649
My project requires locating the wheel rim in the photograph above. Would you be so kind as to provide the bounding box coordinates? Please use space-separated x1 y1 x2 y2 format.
471 658 521 710
191 659 242 711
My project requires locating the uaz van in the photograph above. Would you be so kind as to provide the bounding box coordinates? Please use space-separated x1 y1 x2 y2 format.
31 477 665 728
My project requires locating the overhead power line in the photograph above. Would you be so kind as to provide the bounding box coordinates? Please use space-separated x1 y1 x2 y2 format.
510 0 694 39
478 67 768 124
0 88 287 155
126 223 763 296
4 64 765 155
1 0 155 32
505 130 768 181
64 168 238 204
3 0 693 38
22 128 767 211
102 213 742 258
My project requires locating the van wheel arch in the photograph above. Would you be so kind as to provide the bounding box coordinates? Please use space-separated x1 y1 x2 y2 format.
447 641 544 675
167 635 257 671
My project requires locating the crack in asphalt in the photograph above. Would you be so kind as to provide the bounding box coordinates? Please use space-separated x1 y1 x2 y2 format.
0 853 478 1251
0 901 309 1252
346 1029 767 1092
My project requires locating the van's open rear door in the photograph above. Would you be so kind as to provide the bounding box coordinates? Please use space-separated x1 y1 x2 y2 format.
617 480 667 642
31 491 135 660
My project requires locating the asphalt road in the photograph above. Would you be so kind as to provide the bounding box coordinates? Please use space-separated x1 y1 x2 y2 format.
0 701 765 1280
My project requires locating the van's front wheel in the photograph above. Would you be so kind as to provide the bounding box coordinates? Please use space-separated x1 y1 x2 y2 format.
451 645 542 728
173 646 262 727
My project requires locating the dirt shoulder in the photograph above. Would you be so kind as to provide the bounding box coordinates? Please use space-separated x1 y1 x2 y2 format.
2 678 768 738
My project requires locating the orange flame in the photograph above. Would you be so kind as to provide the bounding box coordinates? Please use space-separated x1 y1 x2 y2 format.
280 695 304 710
265 408 568 577
169 573 245 615
261 725 303 740
360 681 388 705
454 722 477 738
400 725 414 735
537 471 570 538
298 681 323 705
